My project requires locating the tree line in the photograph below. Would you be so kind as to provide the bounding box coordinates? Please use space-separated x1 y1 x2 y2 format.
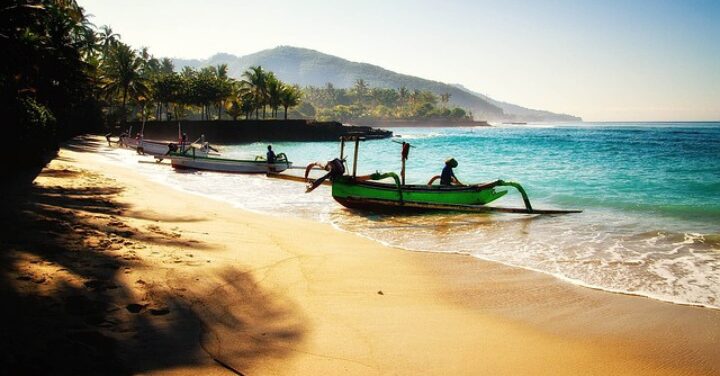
1 0 471 173
97 30 303 123
1 0 305 172
302 80 472 122
2 0 102 170
112 55 303 123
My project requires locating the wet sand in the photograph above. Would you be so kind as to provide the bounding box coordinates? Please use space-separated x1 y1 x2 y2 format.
1 136 718 375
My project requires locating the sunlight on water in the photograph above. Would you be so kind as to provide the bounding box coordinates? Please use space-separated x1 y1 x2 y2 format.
102 122 720 309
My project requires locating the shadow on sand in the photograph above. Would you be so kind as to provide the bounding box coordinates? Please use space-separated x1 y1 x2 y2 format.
0 161 305 375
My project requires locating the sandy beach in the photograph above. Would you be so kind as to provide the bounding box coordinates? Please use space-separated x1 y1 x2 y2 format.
1 136 719 375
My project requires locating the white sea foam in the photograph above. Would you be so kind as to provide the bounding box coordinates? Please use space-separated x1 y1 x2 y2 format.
100 146 720 310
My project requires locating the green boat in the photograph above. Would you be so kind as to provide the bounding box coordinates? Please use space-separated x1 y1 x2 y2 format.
333 175 505 209
306 136 581 215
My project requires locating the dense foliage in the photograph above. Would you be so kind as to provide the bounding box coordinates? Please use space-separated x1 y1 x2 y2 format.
0 0 305 173
302 80 471 122
1 0 102 171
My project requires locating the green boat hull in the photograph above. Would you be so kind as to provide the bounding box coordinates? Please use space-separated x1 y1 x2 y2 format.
331 176 508 212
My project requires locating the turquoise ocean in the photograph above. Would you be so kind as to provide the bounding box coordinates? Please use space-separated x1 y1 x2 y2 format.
107 122 720 309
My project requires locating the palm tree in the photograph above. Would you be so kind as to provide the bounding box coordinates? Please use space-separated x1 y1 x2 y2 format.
159 58 174 74
279 85 301 120
352 79 369 105
266 73 282 118
324 82 337 107
102 43 144 122
409 89 421 106
97 25 120 56
240 92 255 119
241 66 268 119
398 86 409 106
440 92 451 107
211 64 232 119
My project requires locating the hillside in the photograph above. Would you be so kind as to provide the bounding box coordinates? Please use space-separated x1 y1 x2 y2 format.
450 84 581 123
173 46 580 122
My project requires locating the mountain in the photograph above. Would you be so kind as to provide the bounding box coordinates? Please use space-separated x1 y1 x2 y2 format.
173 46 581 122
450 84 581 123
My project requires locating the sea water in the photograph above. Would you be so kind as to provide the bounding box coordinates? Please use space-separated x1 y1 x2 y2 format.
105 122 720 309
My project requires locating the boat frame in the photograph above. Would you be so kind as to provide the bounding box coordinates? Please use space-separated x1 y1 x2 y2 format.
165 148 292 174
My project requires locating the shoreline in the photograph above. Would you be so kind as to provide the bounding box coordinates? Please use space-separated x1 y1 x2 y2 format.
3 136 719 374
127 150 720 312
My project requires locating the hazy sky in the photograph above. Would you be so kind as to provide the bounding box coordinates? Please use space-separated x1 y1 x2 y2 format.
78 0 719 121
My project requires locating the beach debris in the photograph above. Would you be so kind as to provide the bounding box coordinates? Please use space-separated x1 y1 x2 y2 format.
377 290 384 295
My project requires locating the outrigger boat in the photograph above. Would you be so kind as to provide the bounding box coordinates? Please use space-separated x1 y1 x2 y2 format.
164 148 292 173
118 122 218 157
305 136 581 215
120 136 196 156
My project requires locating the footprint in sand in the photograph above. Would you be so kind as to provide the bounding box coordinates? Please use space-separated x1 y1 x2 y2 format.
149 307 170 316
125 303 147 314
16 275 47 284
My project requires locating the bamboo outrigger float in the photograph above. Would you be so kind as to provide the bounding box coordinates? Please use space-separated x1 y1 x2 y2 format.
305 136 581 215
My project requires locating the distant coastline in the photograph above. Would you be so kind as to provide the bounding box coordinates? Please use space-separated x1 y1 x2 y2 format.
347 119 490 128
121 119 393 143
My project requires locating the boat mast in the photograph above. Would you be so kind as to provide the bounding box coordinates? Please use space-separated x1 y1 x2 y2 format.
352 136 359 178
339 137 345 161
400 142 409 185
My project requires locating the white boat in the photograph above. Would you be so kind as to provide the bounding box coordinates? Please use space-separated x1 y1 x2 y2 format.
119 136 199 156
119 135 220 158
167 151 292 173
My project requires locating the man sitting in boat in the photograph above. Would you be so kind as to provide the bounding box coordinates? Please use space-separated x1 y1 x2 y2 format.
427 158 463 186
266 145 276 164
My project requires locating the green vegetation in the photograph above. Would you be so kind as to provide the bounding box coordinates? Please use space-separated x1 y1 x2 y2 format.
175 47 582 122
302 80 471 122
2 0 103 171
1 2 483 174
1 0 307 173
106 60 303 122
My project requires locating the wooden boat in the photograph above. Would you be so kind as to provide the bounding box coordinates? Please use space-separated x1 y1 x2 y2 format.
118 122 218 157
166 149 292 173
120 136 198 156
306 136 581 215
